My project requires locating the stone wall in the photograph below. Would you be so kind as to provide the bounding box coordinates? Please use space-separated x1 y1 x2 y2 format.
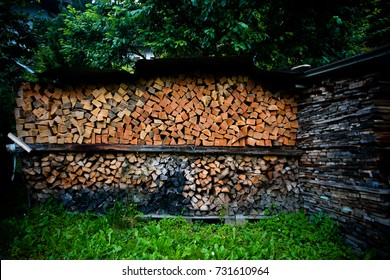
298 72 390 257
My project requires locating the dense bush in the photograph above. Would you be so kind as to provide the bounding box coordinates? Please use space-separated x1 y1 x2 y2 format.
0 202 355 260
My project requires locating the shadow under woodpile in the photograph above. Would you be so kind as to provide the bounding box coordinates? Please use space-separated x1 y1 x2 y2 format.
56 170 187 215
139 170 186 215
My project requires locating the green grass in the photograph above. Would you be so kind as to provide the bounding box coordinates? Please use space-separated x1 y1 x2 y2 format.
0 202 356 260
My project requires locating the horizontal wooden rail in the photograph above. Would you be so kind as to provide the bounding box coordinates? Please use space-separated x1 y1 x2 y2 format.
16 144 302 156
143 214 273 225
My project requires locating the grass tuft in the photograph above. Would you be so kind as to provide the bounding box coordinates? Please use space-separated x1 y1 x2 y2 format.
0 202 356 260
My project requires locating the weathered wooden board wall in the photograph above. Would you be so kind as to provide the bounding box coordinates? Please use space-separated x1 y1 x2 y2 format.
298 72 390 258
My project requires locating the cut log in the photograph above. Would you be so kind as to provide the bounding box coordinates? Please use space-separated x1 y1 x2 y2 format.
15 76 298 147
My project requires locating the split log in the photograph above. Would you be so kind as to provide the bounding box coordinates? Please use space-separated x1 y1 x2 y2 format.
16 76 298 147
23 153 301 216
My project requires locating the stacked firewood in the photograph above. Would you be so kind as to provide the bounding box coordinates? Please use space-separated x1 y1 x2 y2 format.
23 153 301 215
185 155 300 215
15 75 298 147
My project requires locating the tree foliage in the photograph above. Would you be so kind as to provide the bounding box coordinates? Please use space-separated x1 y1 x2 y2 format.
135 0 375 69
33 0 142 71
38 0 92 14
137 0 268 57
31 0 389 73
0 0 37 133
364 0 390 49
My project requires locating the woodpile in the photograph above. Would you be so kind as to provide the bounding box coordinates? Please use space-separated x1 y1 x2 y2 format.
298 73 390 258
185 155 300 215
15 75 298 147
14 53 390 257
22 153 301 215
298 75 389 214
16 73 301 217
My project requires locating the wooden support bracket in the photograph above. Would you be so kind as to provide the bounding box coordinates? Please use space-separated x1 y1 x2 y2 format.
7 132 33 153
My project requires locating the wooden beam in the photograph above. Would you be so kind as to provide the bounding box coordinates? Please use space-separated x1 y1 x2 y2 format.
17 144 303 156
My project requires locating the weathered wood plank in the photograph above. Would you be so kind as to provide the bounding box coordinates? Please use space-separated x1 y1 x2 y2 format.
19 144 303 156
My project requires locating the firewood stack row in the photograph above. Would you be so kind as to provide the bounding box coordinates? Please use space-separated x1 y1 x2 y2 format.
15 75 298 147
22 153 301 215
